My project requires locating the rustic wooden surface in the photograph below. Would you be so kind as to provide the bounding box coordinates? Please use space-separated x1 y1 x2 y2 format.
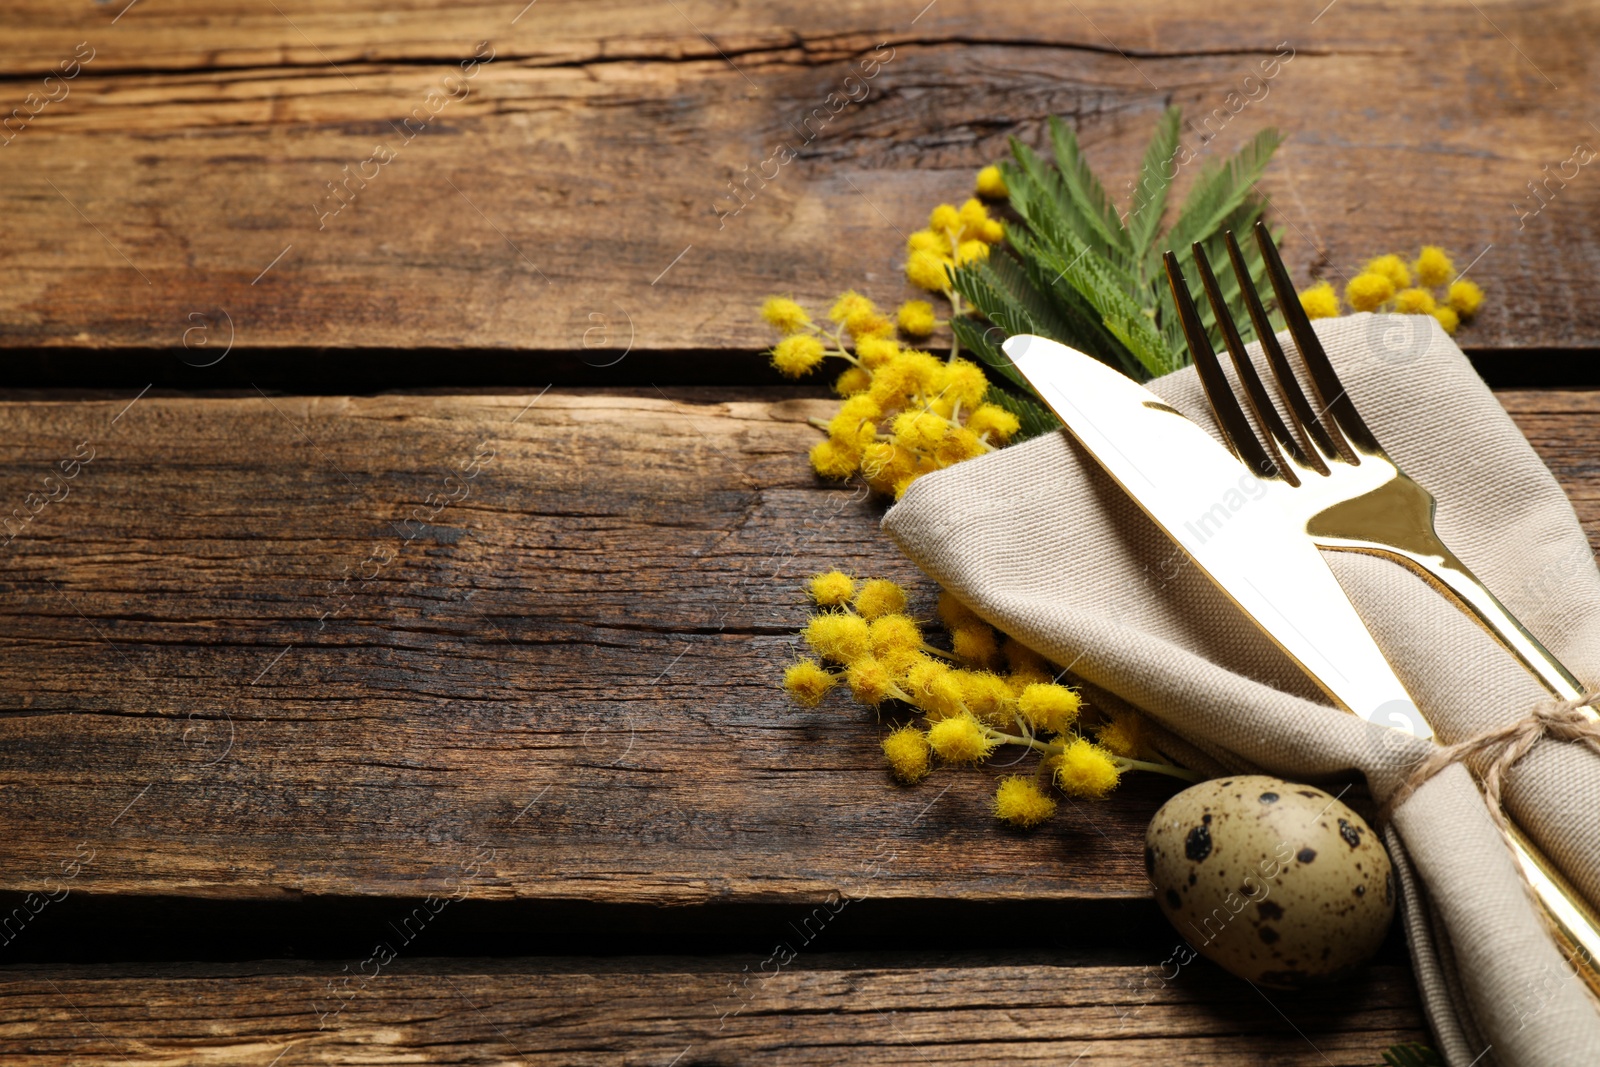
0 955 1425 1065
0 387 1591 912
0 1 1596 353
0 389 1180 906
4 0 1599 1059
0 386 1593 1058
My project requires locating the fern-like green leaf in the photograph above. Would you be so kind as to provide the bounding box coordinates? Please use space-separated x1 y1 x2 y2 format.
1048 116 1133 267
1003 142 1081 251
1379 1043 1441 1067
1022 226 1181 378
1003 245 1139 373
952 258 1069 351
963 108 1280 384
1005 171 1143 309
1127 106 1181 278
953 250 1137 377
1164 127 1282 262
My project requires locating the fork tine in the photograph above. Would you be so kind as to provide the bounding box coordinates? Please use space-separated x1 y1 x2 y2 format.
1162 250 1280 480
1190 241 1304 486
1254 220 1382 458
1224 231 1336 474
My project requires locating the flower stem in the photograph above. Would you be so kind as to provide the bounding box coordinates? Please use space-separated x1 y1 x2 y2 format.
976 725 1200 782
979 725 1058 755
1114 756 1203 783
946 291 964 359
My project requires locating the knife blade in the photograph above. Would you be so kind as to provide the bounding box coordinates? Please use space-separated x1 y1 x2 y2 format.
1003 333 1431 740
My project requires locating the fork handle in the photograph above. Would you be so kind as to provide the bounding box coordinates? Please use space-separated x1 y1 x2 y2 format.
1507 825 1600 1000
1349 541 1591 712
1349 542 1600 994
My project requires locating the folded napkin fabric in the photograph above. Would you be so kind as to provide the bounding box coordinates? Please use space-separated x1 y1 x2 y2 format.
882 313 1600 1067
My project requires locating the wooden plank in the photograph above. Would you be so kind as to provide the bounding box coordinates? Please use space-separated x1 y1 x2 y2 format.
0 387 1175 907
0 2 1595 354
1498 390 1600 522
0 0 1495 72
0 954 1427 1065
0 387 1593 911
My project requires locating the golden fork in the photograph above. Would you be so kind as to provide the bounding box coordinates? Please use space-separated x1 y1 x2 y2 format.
1165 222 1600 995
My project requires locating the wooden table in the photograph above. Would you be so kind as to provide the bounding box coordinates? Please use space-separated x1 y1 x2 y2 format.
1 1 1596 1062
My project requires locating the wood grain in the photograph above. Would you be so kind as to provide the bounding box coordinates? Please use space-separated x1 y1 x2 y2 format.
0 387 1593 916
0 1 1596 355
0 954 1426 1065
0 387 1180 909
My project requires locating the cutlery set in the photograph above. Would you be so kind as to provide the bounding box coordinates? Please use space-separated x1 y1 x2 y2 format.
1006 222 1600 994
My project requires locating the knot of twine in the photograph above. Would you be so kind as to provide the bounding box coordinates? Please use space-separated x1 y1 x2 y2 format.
1379 689 1600 830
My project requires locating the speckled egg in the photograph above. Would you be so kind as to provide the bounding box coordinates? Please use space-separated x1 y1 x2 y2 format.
1145 775 1394 989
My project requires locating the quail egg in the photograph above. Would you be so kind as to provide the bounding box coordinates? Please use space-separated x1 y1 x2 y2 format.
1145 775 1395 989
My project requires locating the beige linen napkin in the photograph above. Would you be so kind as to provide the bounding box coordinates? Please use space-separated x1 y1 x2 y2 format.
882 313 1600 1067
